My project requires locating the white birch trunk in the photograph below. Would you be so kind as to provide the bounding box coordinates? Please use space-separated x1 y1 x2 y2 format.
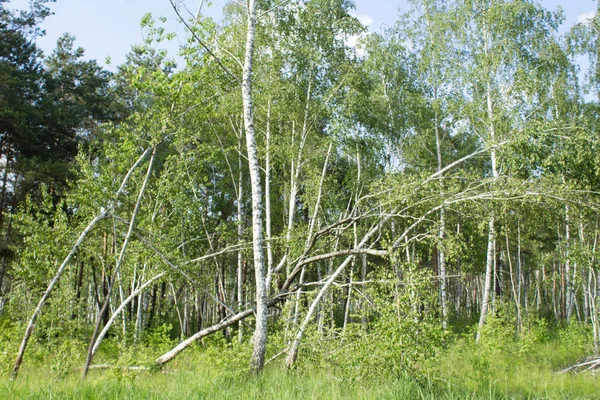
565 204 573 323
436 113 447 329
91 273 165 357
264 101 274 294
10 145 153 380
476 75 498 344
242 0 268 372
237 132 245 343
83 147 157 378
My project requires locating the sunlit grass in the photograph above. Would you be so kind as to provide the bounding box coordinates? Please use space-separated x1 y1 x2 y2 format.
1 325 599 399
1 363 428 399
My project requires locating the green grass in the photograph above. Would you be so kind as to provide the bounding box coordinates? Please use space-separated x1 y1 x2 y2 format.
433 339 600 399
1 348 599 399
1 364 431 399
1 324 599 399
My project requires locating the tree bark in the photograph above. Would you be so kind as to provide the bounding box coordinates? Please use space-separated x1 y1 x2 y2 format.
264 101 273 295
476 69 499 344
241 0 268 373
237 130 245 343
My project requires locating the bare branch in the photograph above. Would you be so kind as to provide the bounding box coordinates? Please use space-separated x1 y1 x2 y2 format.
169 0 241 84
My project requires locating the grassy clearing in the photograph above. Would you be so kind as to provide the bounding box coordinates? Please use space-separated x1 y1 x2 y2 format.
1 363 598 399
1 363 433 400
1 321 599 399
1 339 599 399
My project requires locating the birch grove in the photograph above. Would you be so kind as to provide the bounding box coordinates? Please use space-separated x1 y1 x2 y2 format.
3 0 600 379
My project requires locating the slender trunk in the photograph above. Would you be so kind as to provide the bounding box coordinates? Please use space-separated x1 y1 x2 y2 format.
291 144 331 331
317 262 325 335
237 132 245 343
11 212 108 380
72 261 85 320
284 124 295 276
183 288 189 338
82 148 157 379
342 269 353 336
242 0 267 372
116 270 127 336
476 72 498 344
594 271 600 354
361 254 368 327
282 83 312 278
591 225 599 352
552 262 559 323
565 204 573 323
264 101 273 294
579 219 590 322
134 266 146 344
477 218 495 345
456 223 462 316
216 261 229 338
517 219 522 316
505 231 523 337
285 213 391 368
438 207 447 328
585 268 592 323
433 91 448 329
91 274 164 358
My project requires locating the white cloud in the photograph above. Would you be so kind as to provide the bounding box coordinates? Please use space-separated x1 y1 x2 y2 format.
577 11 596 24
345 14 373 57
356 14 374 28
347 35 360 48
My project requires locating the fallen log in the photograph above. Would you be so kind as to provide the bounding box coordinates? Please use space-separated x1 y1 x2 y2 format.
156 294 292 366
560 357 600 374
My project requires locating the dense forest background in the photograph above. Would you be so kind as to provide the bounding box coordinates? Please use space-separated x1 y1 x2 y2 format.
1 0 600 397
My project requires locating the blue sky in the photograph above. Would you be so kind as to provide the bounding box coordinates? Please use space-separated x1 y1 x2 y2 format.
6 0 597 70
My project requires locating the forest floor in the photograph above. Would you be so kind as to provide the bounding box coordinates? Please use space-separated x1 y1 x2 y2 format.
1 332 599 400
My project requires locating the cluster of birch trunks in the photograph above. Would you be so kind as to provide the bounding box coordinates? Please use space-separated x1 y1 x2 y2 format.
5 0 600 380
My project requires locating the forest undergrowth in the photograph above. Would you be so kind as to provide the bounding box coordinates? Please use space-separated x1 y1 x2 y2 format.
1 316 598 399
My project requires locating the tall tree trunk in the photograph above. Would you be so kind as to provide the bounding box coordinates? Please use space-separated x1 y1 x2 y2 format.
237 131 245 343
361 254 368 327
242 0 267 373
565 204 573 323
433 91 448 330
505 231 523 337
290 144 332 332
591 224 599 353
477 219 495 345
476 74 498 344
264 101 273 295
